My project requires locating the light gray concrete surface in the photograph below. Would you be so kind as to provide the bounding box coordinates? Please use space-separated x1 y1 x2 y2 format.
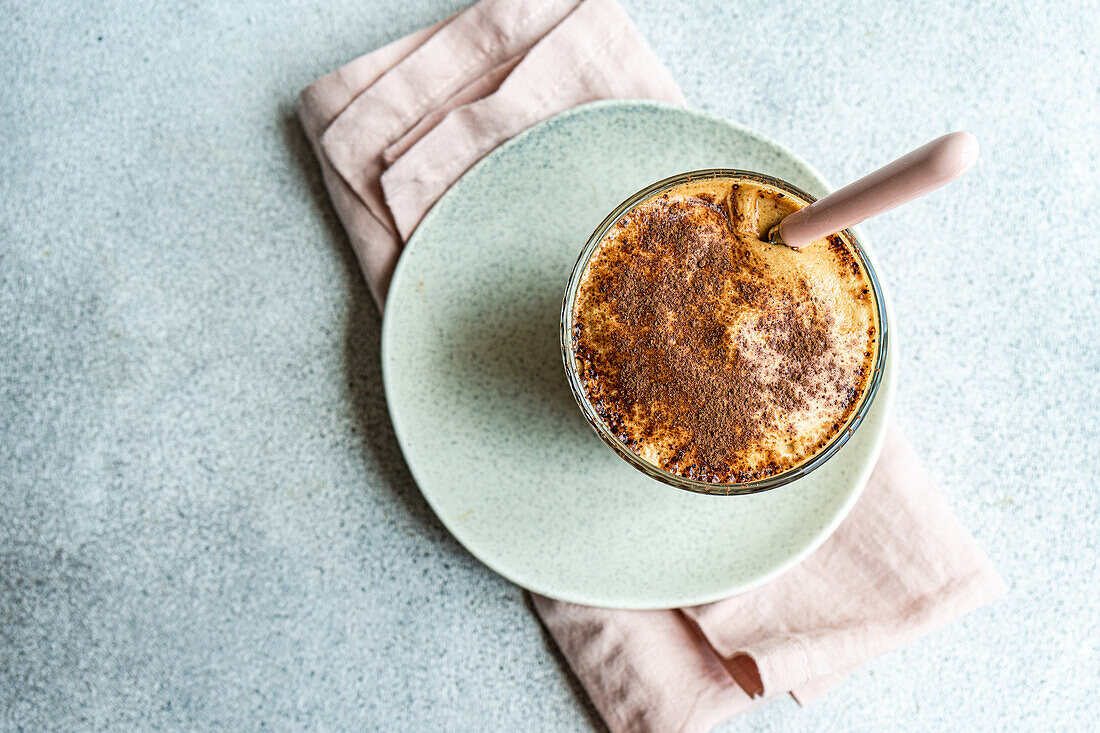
2 0 1097 729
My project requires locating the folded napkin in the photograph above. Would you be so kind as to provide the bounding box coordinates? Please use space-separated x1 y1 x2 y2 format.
298 1 1005 730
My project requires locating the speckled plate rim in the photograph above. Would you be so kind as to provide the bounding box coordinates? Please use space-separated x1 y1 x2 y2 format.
381 99 896 609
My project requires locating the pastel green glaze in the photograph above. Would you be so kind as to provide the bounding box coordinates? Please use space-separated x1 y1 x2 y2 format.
382 100 895 609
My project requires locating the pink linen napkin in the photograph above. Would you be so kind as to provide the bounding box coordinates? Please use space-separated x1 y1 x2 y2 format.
297 1 1006 730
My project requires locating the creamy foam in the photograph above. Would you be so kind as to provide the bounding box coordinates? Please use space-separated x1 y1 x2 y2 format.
571 176 879 484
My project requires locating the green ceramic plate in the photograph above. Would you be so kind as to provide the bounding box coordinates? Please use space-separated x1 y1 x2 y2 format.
382 100 895 609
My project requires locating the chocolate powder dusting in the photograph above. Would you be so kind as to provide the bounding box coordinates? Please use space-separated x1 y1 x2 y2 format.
572 177 879 483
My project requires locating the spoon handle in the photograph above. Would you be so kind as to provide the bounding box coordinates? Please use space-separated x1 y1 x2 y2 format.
774 131 979 249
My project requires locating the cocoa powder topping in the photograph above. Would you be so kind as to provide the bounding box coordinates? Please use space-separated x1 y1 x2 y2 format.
571 178 878 483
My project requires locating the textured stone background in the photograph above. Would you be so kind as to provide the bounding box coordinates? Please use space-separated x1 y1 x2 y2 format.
2 0 1097 729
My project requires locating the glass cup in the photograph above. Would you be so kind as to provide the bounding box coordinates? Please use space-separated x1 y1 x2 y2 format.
560 169 890 496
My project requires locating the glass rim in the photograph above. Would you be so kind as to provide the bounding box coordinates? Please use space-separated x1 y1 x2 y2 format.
559 169 891 496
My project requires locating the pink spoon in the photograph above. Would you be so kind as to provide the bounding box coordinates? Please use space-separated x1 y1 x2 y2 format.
767 132 979 249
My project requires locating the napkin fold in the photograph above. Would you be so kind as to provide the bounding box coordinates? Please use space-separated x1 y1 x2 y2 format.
300 0 683 305
298 1 1005 730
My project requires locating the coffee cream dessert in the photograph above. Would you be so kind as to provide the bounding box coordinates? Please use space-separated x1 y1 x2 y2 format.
571 176 879 484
